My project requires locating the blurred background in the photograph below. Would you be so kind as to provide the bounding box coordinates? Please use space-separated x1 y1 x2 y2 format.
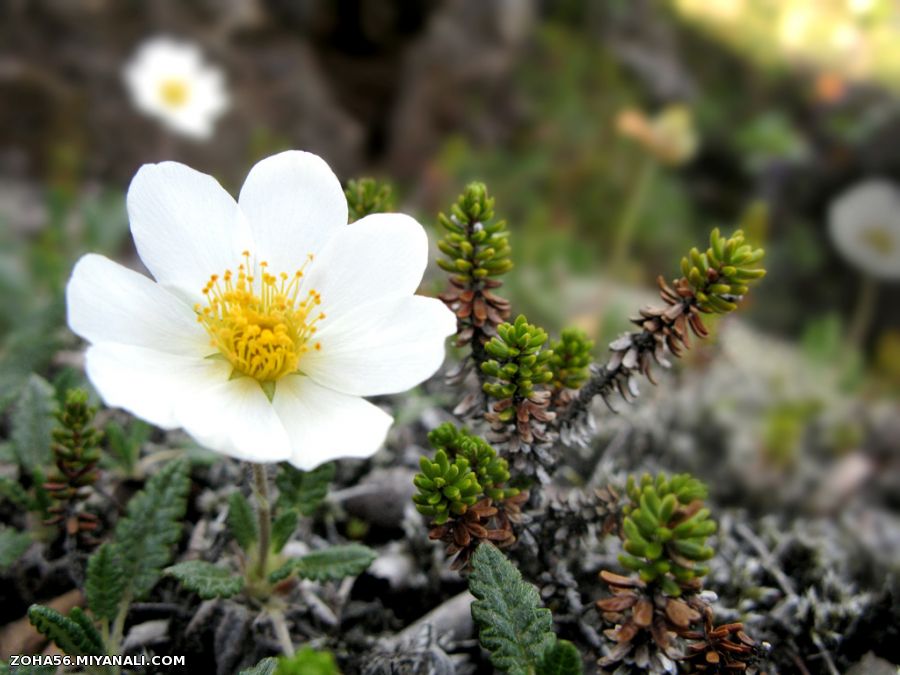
1 1 899 666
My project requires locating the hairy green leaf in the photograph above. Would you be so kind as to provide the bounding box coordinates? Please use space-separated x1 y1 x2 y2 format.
27 604 104 657
0 660 56 675
537 640 583 675
271 509 298 553
469 543 556 675
0 528 31 570
10 374 57 470
228 491 258 552
104 419 150 474
115 458 191 599
275 462 335 516
86 542 126 622
238 657 278 675
166 561 244 599
269 544 376 583
274 646 340 675
0 476 30 508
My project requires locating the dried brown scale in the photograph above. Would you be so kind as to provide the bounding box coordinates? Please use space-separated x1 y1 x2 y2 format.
559 275 713 428
680 606 763 673
597 569 710 668
427 493 527 571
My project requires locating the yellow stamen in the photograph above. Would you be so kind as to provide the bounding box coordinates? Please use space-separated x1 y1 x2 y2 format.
159 78 190 109
195 252 323 382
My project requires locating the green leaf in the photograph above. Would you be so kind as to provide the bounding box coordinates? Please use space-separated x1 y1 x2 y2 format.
104 419 150 473
469 543 556 675
239 658 278 675
10 374 57 470
228 491 258 552
269 544 376 583
537 640 583 675
274 646 340 675
85 542 126 622
166 561 244 599
271 509 298 553
0 528 31 570
0 661 56 675
114 458 191 600
27 604 104 657
275 462 335 516
0 476 30 508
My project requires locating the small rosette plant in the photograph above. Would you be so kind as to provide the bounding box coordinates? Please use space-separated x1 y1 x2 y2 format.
413 449 482 525
681 228 767 315
549 327 594 392
413 423 525 570
619 473 716 597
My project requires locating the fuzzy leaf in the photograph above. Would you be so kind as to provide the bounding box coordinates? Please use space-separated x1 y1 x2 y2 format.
0 476 30 508
228 491 258 552
27 604 104 657
274 647 340 675
238 658 278 675
166 561 244 599
269 544 376 583
10 374 57 470
85 542 126 622
0 662 56 675
271 509 298 553
0 528 31 570
538 640 583 675
469 543 556 675
114 458 191 600
275 462 335 516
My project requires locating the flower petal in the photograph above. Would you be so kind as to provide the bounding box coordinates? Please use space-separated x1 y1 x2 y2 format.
67 253 209 355
127 161 251 302
86 343 291 462
273 375 393 470
305 213 427 319
85 343 227 430
301 295 455 396
238 151 348 272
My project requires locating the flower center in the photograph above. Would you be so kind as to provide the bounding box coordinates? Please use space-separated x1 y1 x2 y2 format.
159 78 190 109
861 226 894 255
196 252 324 383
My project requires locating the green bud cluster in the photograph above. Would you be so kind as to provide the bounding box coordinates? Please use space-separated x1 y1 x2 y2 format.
413 450 481 525
427 423 519 502
437 182 513 284
345 178 395 223
51 390 102 488
549 327 594 391
481 315 554 407
619 473 716 597
681 228 766 314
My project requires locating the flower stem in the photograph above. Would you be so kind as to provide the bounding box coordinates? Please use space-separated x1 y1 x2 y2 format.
610 156 656 275
250 463 271 580
847 274 877 351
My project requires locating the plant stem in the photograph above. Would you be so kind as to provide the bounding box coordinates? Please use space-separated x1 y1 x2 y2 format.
847 274 877 351
269 607 295 656
107 591 132 675
610 156 656 275
250 463 271 579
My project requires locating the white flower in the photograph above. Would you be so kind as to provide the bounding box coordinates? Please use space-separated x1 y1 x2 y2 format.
66 151 457 469
828 179 900 280
123 36 229 140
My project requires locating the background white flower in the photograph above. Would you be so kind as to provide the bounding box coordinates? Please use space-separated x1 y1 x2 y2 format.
66 151 456 469
123 36 229 140
829 178 900 280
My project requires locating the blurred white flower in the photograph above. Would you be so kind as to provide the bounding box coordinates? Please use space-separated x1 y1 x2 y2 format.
66 151 456 469
829 179 900 280
123 36 229 140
